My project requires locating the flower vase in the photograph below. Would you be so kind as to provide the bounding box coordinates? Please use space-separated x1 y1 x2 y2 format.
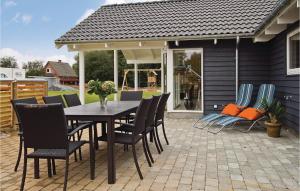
99 96 107 108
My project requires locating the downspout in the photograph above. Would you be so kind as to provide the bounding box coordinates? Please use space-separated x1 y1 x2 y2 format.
236 36 240 100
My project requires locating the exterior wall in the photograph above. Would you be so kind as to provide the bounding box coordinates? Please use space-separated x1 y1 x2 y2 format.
269 22 299 131
238 39 271 104
169 40 236 114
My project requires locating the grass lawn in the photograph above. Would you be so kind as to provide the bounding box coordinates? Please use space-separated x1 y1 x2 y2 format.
48 89 161 104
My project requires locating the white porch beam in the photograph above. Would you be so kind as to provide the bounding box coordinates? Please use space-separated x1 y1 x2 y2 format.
79 51 85 104
265 23 287 35
114 50 118 100
134 63 138 91
277 6 299 24
254 34 275 42
127 59 161 64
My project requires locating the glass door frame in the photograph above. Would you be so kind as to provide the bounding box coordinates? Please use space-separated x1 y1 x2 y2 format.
166 47 204 113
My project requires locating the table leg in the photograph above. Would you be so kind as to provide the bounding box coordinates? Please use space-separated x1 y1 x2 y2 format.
101 122 107 135
34 158 39 179
89 125 95 180
107 118 116 184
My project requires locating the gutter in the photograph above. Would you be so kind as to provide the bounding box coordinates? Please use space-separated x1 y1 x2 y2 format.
54 33 254 47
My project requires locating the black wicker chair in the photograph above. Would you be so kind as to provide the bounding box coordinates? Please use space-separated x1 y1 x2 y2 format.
115 95 162 157
63 94 101 150
43 95 91 161
11 97 38 172
15 103 89 191
154 93 170 152
98 98 153 179
120 91 143 101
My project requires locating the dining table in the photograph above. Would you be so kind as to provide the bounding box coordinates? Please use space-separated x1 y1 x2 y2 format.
64 101 140 184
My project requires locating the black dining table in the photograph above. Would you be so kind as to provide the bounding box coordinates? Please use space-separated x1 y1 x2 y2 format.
64 101 140 184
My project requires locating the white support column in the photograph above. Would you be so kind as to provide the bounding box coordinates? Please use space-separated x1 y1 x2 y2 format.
79 51 85 104
161 49 164 93
166 48 173 112
114 50 118 100
134 63 138 91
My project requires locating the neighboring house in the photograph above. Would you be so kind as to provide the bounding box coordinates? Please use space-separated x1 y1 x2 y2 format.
44 60 78 85
55 0 299 131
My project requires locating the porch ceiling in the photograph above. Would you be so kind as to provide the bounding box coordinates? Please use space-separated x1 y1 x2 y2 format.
122 49 161 64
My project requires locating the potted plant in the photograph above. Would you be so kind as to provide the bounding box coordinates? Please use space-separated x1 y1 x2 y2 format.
262 99 285 137
87 80 117 108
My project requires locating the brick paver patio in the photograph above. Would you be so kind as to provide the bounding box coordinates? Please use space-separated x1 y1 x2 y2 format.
0 119 299 191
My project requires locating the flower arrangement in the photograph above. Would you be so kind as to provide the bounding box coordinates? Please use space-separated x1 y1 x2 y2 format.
87 80 117 107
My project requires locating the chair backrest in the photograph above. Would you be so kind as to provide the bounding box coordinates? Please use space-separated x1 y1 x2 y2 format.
155 93 170 121
43 95 66 108
253 84 275 109
63 94 81 107
133 98 153 136
15 103 68 149
145 95 161 127
11 97 38 130
236 84 253 107
120 91 143 101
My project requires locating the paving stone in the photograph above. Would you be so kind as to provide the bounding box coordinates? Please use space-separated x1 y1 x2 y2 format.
0 119 298 191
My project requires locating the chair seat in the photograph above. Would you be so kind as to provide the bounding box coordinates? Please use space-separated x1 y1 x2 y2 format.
27 141 85 159
98 133 142 144
115 124 154 134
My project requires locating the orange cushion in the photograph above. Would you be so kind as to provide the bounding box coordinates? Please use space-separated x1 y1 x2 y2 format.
221 103 241 116
238 108 263 120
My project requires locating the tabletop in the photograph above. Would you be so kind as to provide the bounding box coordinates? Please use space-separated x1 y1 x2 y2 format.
64 101 140 118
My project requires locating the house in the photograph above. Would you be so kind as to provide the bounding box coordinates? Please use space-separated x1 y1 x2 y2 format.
44 60 78 85
55 0 299 131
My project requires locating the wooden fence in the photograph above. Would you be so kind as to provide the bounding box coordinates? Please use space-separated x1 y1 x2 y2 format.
0 80 48 128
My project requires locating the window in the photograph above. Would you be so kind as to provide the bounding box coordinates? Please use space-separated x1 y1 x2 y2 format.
173 49 203 111
46 68 51 73
287 27 300 75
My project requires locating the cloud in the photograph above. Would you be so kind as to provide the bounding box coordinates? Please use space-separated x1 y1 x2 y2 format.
4 0 17 7
0 48 76 68
41 16 51 22
11 13 32 24
104 0 160 4
76 9 95 24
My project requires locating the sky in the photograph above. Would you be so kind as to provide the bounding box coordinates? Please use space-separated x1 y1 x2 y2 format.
0 0 158 68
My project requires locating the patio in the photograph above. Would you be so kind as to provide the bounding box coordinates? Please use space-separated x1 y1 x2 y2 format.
1 118 298 191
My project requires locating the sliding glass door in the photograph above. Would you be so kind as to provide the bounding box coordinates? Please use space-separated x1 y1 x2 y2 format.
173 49 203 111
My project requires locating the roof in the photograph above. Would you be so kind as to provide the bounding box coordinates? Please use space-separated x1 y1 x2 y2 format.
55 0 283 44
45 61 77 77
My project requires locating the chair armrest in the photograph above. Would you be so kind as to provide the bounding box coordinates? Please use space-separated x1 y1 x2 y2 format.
114 121 134 127
68 123 91 136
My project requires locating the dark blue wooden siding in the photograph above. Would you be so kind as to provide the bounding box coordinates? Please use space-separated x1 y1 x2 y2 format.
169 31 299 131
169 40 236 114
269 22 299 131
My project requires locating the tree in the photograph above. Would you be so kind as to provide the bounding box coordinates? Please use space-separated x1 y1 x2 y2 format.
0 56 18 68
73 51 133 86
23 60 44 77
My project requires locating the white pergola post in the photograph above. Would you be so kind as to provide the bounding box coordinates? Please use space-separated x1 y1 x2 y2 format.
114 50 118 100
79 51 85 104
134 63 138 91
161 49 164 93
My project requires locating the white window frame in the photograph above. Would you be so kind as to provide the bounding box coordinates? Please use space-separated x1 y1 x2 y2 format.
46 68 51 73
286 27 300 75
166 47 204 113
